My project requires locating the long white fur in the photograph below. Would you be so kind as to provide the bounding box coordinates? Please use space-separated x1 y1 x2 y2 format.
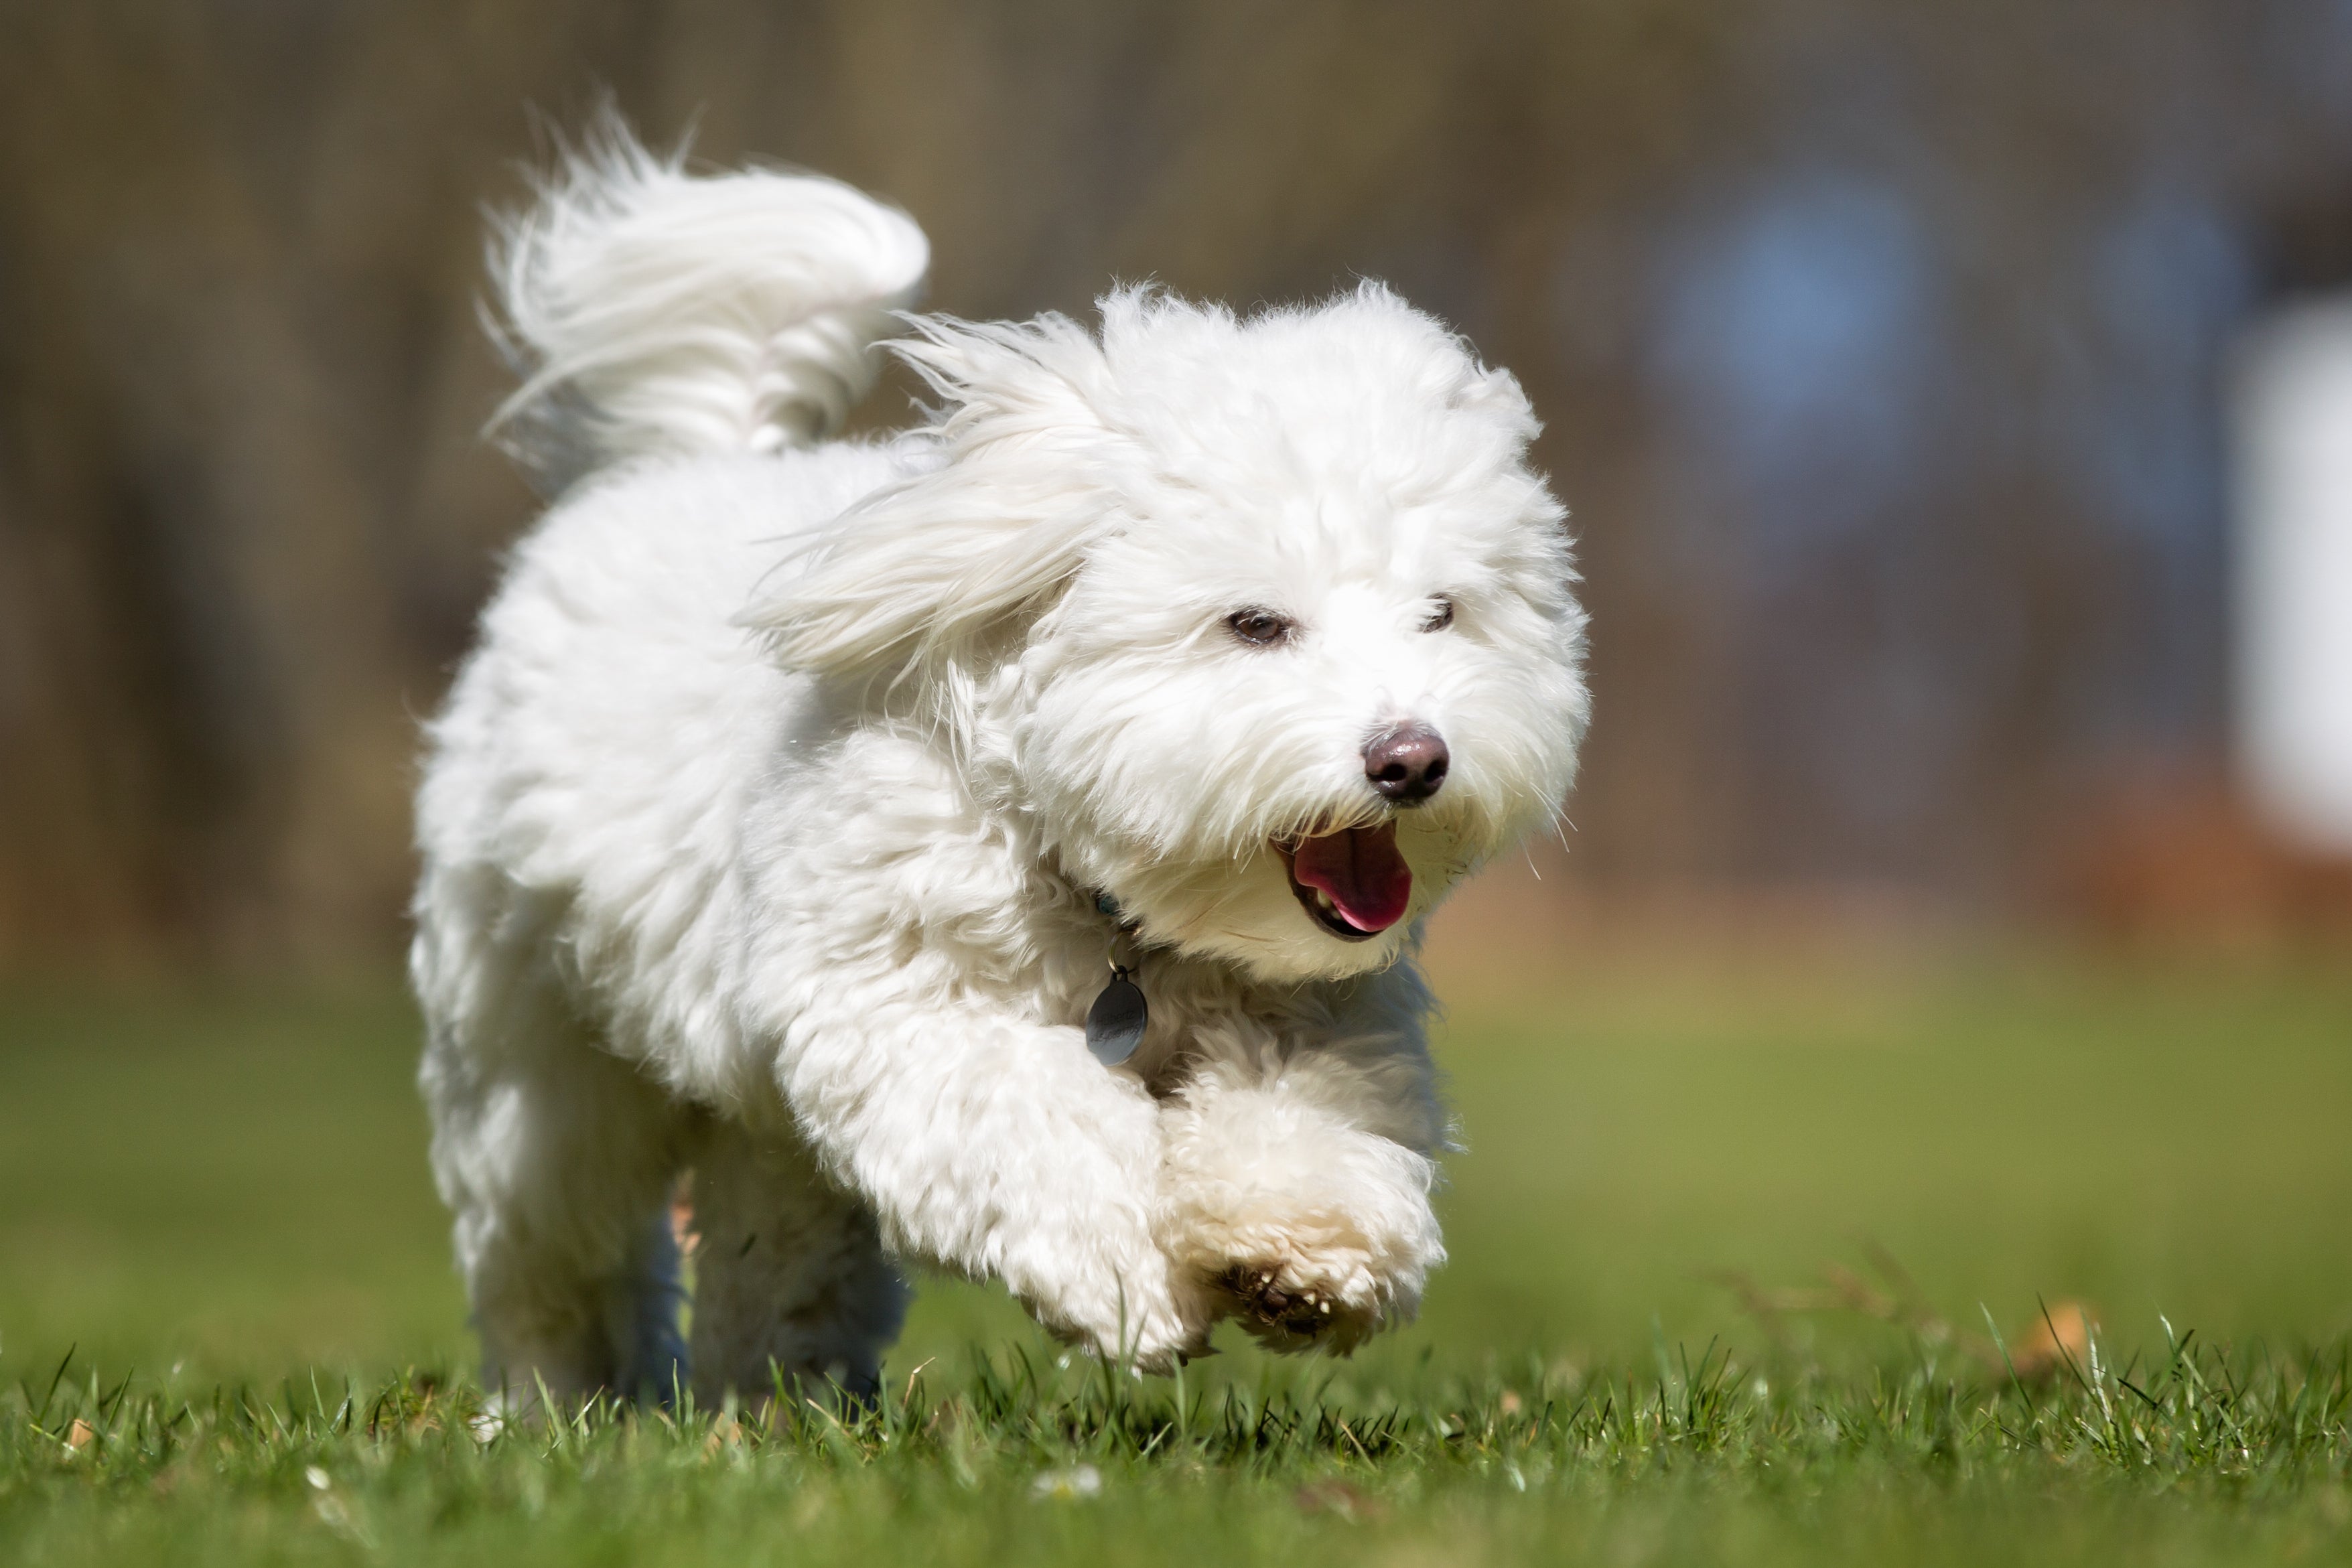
414 124 1589 1407
489 119 929 480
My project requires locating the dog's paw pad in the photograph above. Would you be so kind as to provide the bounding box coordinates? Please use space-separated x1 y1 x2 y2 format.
1217 1265 1364 1348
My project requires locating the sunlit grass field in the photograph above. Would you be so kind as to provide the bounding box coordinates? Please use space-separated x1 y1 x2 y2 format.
3 938 2349 1564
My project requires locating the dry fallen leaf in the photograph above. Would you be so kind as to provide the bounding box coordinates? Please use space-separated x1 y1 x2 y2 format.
2006 1300 2095 1382
64 1419 94 1453
1295 1478 1387 1520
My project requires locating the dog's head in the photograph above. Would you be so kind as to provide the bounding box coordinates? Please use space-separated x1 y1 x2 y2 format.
755 285 1588 981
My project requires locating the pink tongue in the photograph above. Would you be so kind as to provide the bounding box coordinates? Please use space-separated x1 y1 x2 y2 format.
1291 823 1413 933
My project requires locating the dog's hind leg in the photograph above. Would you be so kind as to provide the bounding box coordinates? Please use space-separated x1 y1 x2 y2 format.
685 1119 908 1411
419 916 691 1411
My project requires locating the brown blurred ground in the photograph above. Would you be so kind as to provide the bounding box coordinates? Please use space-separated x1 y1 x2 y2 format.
2 1 2349 967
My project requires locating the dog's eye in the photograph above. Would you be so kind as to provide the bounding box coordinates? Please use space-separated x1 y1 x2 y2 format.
1420 597 1455 633
1225 608 1294 647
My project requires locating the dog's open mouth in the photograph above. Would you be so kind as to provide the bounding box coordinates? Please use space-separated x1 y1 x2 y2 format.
1276 823 1413 942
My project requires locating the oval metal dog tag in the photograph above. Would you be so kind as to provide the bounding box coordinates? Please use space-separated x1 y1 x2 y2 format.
1085 970 1148 1066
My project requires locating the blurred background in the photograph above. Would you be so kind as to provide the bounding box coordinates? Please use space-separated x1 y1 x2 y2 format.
5 0 2352 965
0 1 2348 1382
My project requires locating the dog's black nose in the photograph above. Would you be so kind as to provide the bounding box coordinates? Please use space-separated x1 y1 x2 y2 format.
1364 723 1449 804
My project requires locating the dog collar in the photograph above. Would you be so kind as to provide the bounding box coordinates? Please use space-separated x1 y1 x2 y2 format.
1084 892 1148 1067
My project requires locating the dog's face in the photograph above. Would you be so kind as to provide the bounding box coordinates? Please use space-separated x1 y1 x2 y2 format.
762 286 1587 982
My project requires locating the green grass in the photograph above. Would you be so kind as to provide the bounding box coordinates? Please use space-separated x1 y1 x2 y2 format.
3 948 2349 1564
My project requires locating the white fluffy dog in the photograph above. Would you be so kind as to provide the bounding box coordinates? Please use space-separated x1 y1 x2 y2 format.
412 125 1588 1408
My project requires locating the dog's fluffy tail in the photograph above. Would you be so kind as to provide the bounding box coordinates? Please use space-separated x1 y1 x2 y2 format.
488 117 930 484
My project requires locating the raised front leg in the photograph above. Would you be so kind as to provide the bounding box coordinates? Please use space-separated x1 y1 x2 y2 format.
1154 1014 1448 1354
757 978 1211 1370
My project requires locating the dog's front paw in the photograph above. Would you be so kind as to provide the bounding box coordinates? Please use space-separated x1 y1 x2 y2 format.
1019 1252 1213 1374
1216 1257 1379 1354
1158 1095 1444 1356
1177 1184 1442 1354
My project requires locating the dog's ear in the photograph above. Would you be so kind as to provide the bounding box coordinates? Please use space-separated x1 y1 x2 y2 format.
744 311 1121 682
